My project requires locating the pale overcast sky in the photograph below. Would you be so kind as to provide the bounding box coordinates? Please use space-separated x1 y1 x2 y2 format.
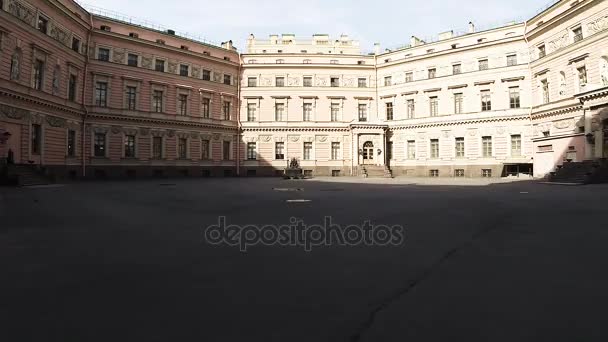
85 0 552 52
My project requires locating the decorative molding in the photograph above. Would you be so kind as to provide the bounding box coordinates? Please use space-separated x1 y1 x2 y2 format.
473 80 495 86
46 116 66 128
400 91 418 96
111 126 122 134
448 84 468 89
423 88 441 93
568 53 590 64
501 76 526 82
0 104 29 120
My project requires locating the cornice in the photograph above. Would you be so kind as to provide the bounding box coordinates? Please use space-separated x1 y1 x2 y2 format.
390 114 530 130
87 112 239 131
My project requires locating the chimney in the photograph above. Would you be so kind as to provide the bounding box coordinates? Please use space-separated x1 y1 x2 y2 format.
373 43 381 55
469 22 476 33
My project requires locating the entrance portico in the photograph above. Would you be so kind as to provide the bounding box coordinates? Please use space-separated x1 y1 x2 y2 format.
578 87 608 160
351 124 388 168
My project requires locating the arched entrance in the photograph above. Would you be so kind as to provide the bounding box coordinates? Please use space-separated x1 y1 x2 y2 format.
362 141 374 164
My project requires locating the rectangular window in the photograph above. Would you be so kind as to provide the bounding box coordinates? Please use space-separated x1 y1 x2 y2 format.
405 72 413 82
98 48 110 62
94 133 106 157
578 66 587 87
455 169 465 177
247 103 257 122
511 134 522 157
331 142 340 160
430 97 438 117
507 54 517 66
429 169 439 177
538 45 546 58
454 93 463 114
331 77 340 87
127 54 138 67
178 94 188 115
455 137 465 158
541 79 550 104
428 68 436 79
201 98 210 118
124 135 136 158
573 26 583 42
358 78 367 88
71 37 81 53
430 139 439 159
201 139 210 160
178 138 188 159
202 69 211 81
303 103 312 121
406 99 415 119
275 142 285 160
153 90 163 112
482 136 493 157
33 60 44 90
384 76 392 86
222 101 231 120
223 141 231 160
153 137 163 159
276 77 285 87
386 102 394 120
358 104 367 122
248 77 257 87
155 59 165 72
126 86 137 110
452 64 461 75
303 76 313 87
303 142 313 160
482 169 492 178
36 15 48 33
479 59 489 71
331 103 340 122
223 74 231 85
481 90 492 111
67 130 76 157
247 142 257 160
509 87 521 109
31 124 41 154
68 74 77 101
95 82 108 107
407 140 416 159
275 103 285 121
180 64 189 77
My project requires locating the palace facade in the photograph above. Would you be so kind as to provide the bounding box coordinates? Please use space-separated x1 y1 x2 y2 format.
1 0 607 179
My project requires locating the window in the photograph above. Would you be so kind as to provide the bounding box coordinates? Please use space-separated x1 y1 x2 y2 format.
331 77 340 87
578 66 588 87
201 139 210 160
126 86 137 110
329 103 339 122
507 54 517 66
511 134 522 157
429 170 439 177
178 138 188 159
94 133 106 157
276 77 285 87
180 65 189 77
452 64 461 75
129 32 139 38
454 93 463 114
248 77 257 87
31 124 41 154
455 137 465 158
479 59 489 71
223 141 231 160
202 69 211 81
67 130 76 157
127 54 138 67
178 94 188 115
275 103 285 121
481 90 492 111
124 135 136 158
153 137 163 159
430 97 438 117
100 25 111 32
303 142 313 160
538 45 546 58
358 104 367 121
71 37 81 53
247 143 257 160
33 60 44 90
407 140 416 159
332 170 341 177
222 101 231 120
455 169 465 177
406 99 415 119
247 103 257 122
384 76 392 86
482 169 492 178
405 72 413 82
37 15 48 34
573 26 583 42
276 59 284 64
385 102 394 120
303 103 312 121
430 139 439 159
331 142 340 160
358 78 367 88
482 136 493 157
541 79 550 104
68 74 77 101
201 98 210 118
275 142 285 160
155 59 165 72
153 90 163 112
509 87 521 108
98 48 110 62
303 77 313 87
428 68 436 79
223 74 231 85
95 82 108 107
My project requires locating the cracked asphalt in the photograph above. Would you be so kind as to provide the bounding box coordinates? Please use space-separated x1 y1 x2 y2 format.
1 178 607 342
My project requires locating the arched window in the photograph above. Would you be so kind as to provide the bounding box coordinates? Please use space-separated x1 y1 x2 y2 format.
600 56 608 87
559 71 566 96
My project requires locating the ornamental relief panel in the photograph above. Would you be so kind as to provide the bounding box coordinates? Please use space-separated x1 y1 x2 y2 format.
123 128 138 136
212 133 221 141
587 14 608 35
7 0 36 26
141 56 152 69
139 128 150 136
260 135 272 143
168 61 177 74
113 49 126 64
30 113 43 125
553 118 575 130
46 116 66 128
260 77 272 86
315 136 328 143
167 130 176 137
273 136 286 143
547 31 569 53
191 66 200 78
111 126 122 134
343 78 354 87
288 135 300 142
213 72 222 83
190 132 200 139
287 77 300 86
0 104 29 120
315 76 328 87
49 22 70 47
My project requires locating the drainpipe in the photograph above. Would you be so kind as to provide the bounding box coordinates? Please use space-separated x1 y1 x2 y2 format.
523 19 536 173
80 11 94 178
236 54 242 176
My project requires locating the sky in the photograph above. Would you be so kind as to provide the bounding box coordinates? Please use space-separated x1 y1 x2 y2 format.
86 0 553 53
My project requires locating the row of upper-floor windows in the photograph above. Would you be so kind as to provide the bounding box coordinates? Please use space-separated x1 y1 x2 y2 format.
246 75 369 88
394 135 522 160
536 58 608 105
536 25 585 60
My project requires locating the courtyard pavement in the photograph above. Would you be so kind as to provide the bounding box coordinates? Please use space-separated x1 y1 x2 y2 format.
1 178 607 341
